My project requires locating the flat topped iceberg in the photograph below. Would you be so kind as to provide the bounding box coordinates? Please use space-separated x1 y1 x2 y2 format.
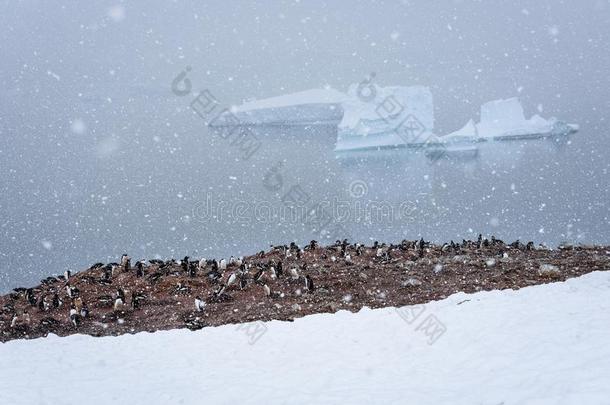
335 84 437 151
211 87 347 126
443 97 578 143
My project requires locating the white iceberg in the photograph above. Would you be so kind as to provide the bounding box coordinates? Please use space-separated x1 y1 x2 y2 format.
443 97 578 143
335 84 438 152
210 87 347 126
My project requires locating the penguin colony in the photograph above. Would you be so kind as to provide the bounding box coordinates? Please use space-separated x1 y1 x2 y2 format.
1 237 608 341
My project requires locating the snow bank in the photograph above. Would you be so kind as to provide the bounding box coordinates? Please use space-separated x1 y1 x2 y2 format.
2 271 610 405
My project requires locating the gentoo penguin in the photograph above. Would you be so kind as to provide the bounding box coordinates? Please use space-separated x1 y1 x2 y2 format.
239 274 248 290
219 259 227 271
80 304 89 318
38 295 47 312
52 293 61 308
10 314 18 328
269 267 277 280
64 270 71 281
198 258 206 271
213 285 226 298
131 292 143 310
227 272 237 287
304 275 315 292
376 248 383 257
25 289 37 306
235 256 243 267
65 284 73 298
114 297 124 312
69 306 79 327
263 284 271 297
23 310 30 324
229 256 235 265
180 256 189 273
135 261 144 277
195 296 206 312
117 287 126 302
345 254 352 264
289 267 299 280
526 241 534 250
188 262 197 278
120 254 131 272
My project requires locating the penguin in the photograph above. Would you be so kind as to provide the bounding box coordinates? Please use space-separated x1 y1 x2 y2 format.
120 254 131 272
188 262 197 277
276 261 283 278
213 285 226 298
195 296 206 312
180 256 189 273
65 284 73 298
25 289 37 306
239 274 248 290
198 258 207 271
69 306 80 327
304 275 315 292
64 270 71 281
37 295 47 312
135 261 144 277
113 297 124 312
22 310 30 325
289 267 299 280
229 256 235 265
10 314 18 328
80 304 89 319
263 284 271 297
131 292 143 310
269 266 277 280
117 287 126 302
219 259 227 271
227 272 237 287
526 241 534 250
376 248 383 257
52 293 62 308
345 254 352 264
235 257 243 267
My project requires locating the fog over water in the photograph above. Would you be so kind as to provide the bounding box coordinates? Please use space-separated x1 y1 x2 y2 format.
0 1 609 291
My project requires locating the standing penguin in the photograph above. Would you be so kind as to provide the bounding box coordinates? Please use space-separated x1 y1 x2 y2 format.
304 275 315 292
135 261 144 278
198 258 206 271
64 270 71 281
219 259 227 271
69 305 80 327
263 284 271 297
195 296 206 312
181 256 189 273
120 254 131 272
52 293 62 309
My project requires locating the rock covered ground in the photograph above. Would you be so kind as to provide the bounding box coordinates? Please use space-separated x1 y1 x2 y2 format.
1 237 609 342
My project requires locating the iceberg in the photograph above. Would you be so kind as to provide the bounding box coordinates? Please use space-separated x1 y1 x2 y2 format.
335 84 438 152
443 97 578 143
209 87 347 126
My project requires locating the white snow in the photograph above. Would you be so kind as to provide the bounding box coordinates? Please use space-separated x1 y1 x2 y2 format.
3 272 609 405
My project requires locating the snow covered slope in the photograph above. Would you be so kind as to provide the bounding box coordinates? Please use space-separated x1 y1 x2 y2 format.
2 272 610 405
